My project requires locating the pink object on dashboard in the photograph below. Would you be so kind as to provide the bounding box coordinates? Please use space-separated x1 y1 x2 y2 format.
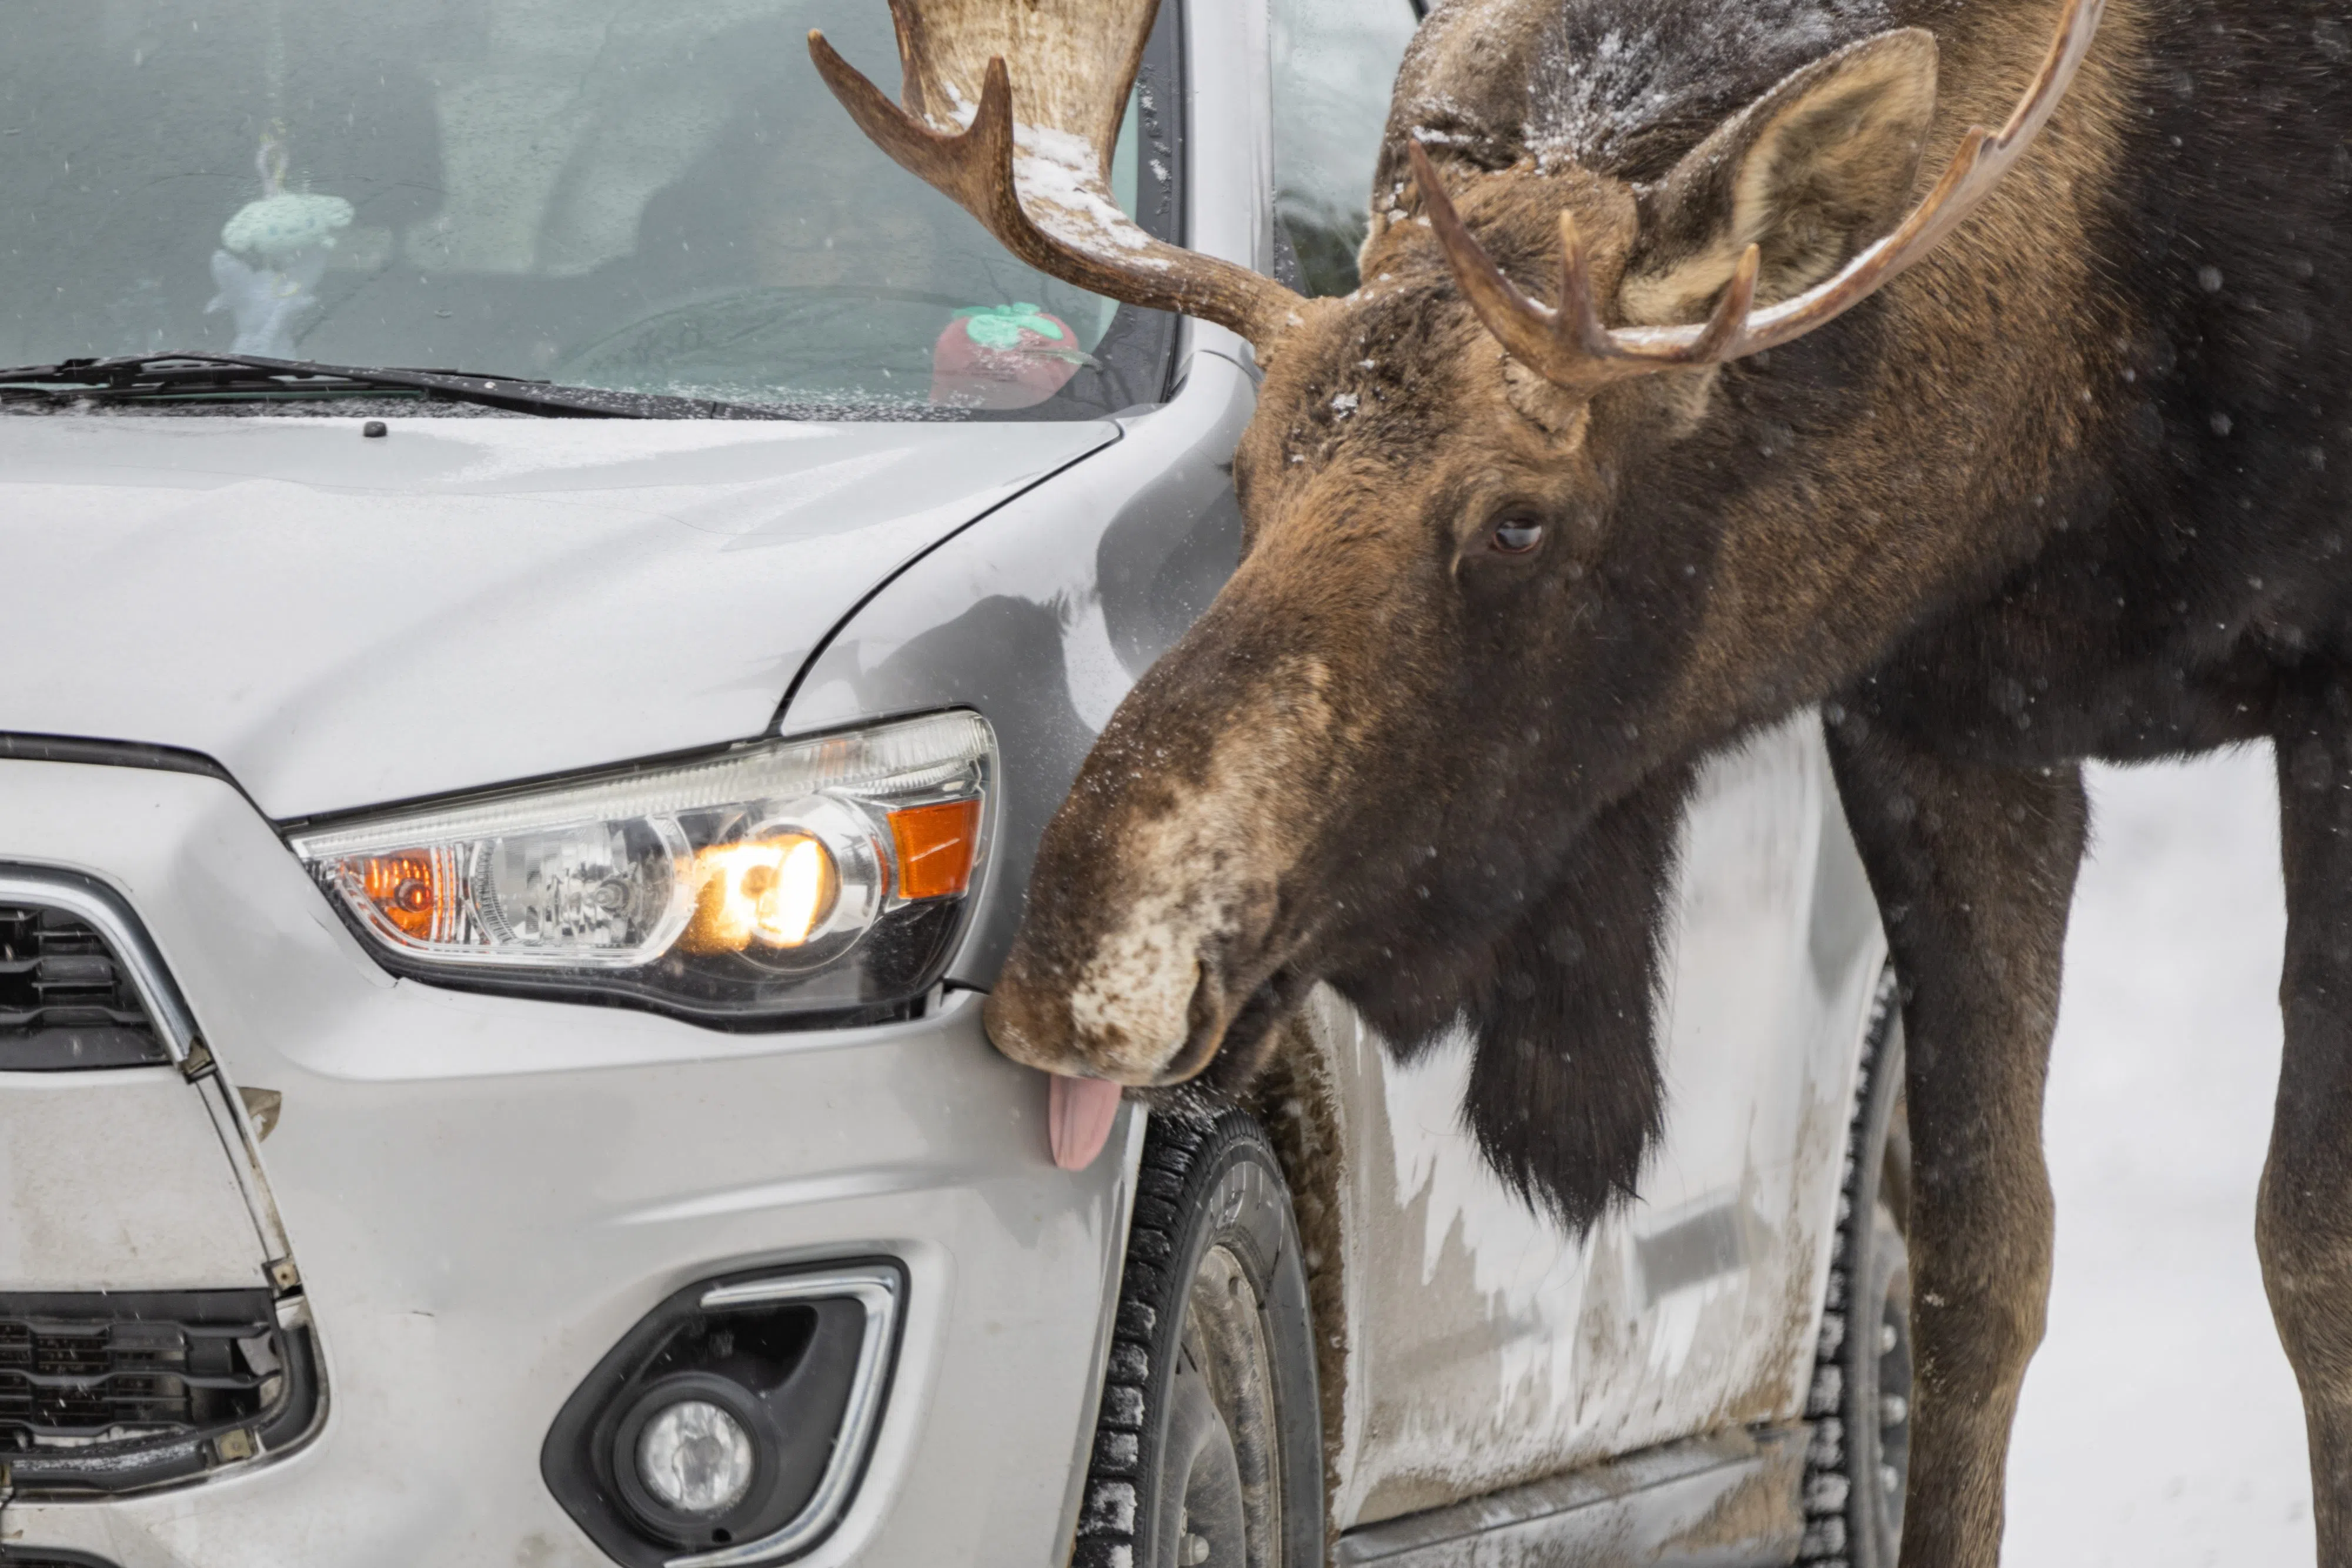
931 304 1091 410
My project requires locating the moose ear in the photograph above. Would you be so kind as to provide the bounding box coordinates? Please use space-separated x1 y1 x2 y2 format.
1623 29 1937 323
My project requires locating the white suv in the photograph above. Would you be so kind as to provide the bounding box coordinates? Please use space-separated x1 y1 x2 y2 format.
0 4 1901 1566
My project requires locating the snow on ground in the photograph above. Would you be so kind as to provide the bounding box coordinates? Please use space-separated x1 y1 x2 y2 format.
2003 748 2315 1564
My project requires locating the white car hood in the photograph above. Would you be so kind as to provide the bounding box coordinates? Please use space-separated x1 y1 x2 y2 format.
0 414 1115 819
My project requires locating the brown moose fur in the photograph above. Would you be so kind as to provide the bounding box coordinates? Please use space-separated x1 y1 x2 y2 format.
953 0 2352 1562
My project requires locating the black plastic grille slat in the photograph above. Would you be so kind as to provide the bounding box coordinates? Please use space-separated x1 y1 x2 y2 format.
0 1298 279 1446
0 902 168 1069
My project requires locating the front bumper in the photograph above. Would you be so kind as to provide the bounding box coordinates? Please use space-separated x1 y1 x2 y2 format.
0 758 1137 1568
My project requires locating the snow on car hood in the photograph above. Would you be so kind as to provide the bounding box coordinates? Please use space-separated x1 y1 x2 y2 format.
0 414 1116 819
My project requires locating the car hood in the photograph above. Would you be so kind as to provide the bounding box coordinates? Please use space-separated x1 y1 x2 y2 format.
0 414 1115 820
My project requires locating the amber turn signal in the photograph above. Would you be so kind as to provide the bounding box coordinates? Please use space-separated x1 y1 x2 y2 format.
889 798 981 901
360 850 453 941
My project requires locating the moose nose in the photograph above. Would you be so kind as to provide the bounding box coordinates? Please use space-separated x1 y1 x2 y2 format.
983 981 1140 1171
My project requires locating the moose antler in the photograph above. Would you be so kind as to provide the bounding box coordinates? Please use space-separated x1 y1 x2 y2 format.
1410 0 2106 392
808 0 1305 352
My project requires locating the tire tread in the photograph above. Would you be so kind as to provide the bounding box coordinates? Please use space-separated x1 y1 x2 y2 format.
1799 967 1902 1568
1074 1114 1269 1568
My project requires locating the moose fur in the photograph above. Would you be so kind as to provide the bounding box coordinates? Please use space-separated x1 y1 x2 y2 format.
822 0 2352 1560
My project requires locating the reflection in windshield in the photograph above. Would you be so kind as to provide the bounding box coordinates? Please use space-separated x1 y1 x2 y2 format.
208 133 353 356
1271 0 1419 298
0 2 1166 417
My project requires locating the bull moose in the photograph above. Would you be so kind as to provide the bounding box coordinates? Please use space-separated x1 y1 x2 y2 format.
813 0 2352 1561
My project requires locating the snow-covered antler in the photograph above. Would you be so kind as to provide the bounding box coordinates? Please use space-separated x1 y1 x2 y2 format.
809 0 1305 350
1411 0 2106 392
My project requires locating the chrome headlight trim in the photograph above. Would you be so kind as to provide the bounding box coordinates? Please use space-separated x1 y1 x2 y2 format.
284 713 996 1028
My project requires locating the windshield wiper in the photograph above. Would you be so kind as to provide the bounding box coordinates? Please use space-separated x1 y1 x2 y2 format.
0 351 786 420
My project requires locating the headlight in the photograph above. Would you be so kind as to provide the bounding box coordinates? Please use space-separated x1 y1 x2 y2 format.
286 712 994 1025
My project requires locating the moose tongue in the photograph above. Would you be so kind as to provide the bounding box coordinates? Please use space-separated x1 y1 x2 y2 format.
1048 1074 1124 1171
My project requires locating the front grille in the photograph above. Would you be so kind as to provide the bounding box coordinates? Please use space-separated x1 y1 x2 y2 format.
0 901 168 1069
0 1291 279 1451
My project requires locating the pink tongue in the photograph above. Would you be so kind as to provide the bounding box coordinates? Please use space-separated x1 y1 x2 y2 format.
1048 1074 1124 1171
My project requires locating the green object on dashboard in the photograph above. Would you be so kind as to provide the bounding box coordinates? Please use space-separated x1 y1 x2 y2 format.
954 304 1072 350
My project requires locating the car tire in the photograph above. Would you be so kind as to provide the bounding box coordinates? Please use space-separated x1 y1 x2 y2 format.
1801 971 1913 1568
1073 1111 1325 1568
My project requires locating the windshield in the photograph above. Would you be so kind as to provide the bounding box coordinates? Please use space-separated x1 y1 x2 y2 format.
0 2 1181 418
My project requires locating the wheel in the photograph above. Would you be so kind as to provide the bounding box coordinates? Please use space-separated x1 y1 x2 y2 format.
1074 1112 1324 1568
1802 971 1913 1568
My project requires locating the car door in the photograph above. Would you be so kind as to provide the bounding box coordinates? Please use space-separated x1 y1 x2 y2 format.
1297 716 1886 1532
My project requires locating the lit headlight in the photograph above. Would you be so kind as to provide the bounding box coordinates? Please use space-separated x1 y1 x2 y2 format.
286 712 994 1024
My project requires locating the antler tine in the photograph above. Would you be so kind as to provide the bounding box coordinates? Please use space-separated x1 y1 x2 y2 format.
808 5 1304 353
1409 143 1765 389
1556 210 1762 365
1413 0 2103 388
1406 141 1593 385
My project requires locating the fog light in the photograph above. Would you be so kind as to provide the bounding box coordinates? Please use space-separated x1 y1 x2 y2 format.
544 1263 906 1563
637 1398 755 1516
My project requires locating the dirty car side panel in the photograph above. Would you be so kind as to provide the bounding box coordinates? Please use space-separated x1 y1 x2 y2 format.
1301 717 1885 1532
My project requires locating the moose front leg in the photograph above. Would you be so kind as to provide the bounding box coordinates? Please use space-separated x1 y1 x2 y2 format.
1826 718 2087 1568
2267 678 2352 1564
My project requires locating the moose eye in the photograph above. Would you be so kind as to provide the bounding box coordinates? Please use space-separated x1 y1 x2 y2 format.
1489 516 1545 554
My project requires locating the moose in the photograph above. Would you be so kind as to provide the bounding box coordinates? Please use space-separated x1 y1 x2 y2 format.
813 0 2352 1561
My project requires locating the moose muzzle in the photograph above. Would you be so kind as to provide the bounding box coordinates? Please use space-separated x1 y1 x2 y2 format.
983 652 1333 1168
